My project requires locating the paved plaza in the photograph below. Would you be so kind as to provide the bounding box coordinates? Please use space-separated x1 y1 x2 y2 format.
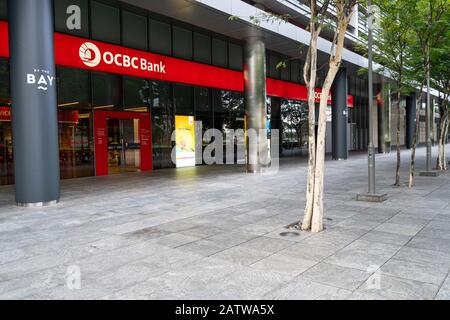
0 146 449 300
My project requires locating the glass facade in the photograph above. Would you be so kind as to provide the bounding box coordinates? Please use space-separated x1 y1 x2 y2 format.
56 67 94 179
0 0 382 185
0 58 12 185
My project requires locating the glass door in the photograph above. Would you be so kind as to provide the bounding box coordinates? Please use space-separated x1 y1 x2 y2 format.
107 118 140 174
0 118 13 184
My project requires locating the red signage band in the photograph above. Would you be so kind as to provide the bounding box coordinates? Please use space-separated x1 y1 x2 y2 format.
0 21 353 106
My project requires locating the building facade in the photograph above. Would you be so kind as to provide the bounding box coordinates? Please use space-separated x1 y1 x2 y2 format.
0 0 441 205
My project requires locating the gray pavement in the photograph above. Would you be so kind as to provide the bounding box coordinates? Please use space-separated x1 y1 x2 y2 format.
0 146 449 300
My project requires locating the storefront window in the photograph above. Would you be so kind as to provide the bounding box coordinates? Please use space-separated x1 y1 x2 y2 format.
123 76 150 113
122 10 148 51
281 99 308 156
54 0 89 37
92 72 122 111
91 1 120 44
213 90 244 131
151 81 174 169
56 67 94 179
173 84 194 116
0 58 12 185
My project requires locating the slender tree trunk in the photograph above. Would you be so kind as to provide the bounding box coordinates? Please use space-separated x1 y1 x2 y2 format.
310 18 348 233
301 30 319 230
395 91 402 186
311 70 337 232
408 87 424 188
437 108 449 170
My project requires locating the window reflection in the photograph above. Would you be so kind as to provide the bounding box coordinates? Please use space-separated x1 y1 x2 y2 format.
56 67 94 179
151 81 174 169
281 99 308 157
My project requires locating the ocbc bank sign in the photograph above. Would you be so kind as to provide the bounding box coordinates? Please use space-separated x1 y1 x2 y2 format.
79 42 166 74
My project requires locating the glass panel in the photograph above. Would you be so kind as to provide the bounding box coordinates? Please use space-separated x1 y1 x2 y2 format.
173 84 193 116
281 99 308 157
228 43 243 70
151 81 174 169
281 60 290 81
212 38 227 67
92 72 122 111
91 1 120 44
173 26 193 60
0 107 12 185
269 55 280 79
193 32 211 64
122 10 148 50
107 118 140 174
54 0 89 37
123 119 141 172
0 0 6 20
56 67 94 179
291 60 301 83
149 19 171 55
123 76 149 112
194 87 212 163
0 58 11 185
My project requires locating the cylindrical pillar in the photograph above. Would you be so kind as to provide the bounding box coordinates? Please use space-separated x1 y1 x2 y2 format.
244 36 267 172
332 67 348 160
405 93 417 149
8 0 60 206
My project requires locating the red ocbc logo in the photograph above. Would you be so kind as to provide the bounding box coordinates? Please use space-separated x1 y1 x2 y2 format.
78 42 166 74
79 42 101 67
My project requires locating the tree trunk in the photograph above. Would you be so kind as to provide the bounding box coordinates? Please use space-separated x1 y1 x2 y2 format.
408 89 424 188
395 91 402 186
301 30 319 230
311 69 336 233
310 18 348 233
437 108 449 170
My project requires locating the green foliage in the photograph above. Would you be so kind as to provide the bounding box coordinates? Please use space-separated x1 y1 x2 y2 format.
228 12 291 26
362 0 450 96
276 60 287 70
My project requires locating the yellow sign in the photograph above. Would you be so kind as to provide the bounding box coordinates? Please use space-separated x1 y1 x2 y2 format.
175 115 196 167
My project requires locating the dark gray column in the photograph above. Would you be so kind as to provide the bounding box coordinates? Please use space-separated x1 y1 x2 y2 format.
244 36 267 172
332 67 348 160
8 0 60 206
405 93 417 149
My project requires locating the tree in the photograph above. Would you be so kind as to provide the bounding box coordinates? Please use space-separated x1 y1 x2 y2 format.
408 0 449 187
230 1 361 232
301 0 360 232
432 30 450 170
368 0 416 187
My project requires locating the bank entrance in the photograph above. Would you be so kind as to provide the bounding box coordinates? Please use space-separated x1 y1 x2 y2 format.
94 110 152 176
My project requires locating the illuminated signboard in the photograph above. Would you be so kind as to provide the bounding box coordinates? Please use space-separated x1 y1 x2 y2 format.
175 115 196 168
0 21 354 106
